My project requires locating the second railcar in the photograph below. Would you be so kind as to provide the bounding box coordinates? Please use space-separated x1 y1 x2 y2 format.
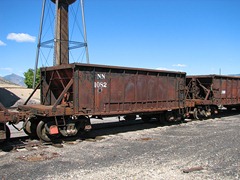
186 75 240 118
19 63 186 141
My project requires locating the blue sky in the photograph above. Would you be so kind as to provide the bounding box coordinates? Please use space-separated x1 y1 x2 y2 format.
0 0 240 77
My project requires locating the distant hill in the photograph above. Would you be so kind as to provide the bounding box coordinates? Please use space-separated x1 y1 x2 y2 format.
0 76 15 85
3 73 26 87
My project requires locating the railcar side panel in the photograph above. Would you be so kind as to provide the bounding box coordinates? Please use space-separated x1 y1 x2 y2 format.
39 63 186 117
187 75 240 108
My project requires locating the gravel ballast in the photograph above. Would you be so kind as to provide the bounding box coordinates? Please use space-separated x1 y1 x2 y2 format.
1 114 240 179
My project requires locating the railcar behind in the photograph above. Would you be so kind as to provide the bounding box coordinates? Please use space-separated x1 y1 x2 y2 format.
186 75 240 119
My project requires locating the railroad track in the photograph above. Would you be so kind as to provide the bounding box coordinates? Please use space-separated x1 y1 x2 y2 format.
1 110 238 153
0 137 52 152
0 117 161 152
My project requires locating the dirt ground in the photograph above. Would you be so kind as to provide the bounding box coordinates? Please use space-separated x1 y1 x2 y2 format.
1 113 240 180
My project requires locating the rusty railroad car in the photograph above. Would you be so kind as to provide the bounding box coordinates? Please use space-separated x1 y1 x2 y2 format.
0 0 187 142
0 103 19 141
186 75 240 119
17 63 186 141
0 106 10 141
1 0 239 143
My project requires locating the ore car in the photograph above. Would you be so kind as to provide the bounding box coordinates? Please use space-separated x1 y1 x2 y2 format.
186 75 240 119
18 63 186 141
2 0 239 144
1 0 188 143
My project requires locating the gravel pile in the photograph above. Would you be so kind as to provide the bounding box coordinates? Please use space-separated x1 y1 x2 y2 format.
0 78 40 108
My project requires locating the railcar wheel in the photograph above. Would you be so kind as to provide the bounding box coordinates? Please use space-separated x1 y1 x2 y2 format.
164 111 183 122
23 119 38 138
36 120 51 142
0 124 10 142
76 116 92 136
5 125 10 140
141 115 151 123
158 113 167 124
124 115 136 121
165 111 175 122
193 108 199 120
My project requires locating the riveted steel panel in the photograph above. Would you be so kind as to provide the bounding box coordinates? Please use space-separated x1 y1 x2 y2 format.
187 75 240 108
25 63 187 117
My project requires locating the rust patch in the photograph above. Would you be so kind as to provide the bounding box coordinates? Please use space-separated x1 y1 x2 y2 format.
17 151 60 162
138 137 152 141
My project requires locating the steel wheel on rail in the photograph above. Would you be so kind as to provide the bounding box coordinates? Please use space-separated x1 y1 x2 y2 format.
23 118 38 139
141 115 151 123
165 111 175 122
193 108 199 120
36 120 52 142
36 120 61 142
76 116 92 136
0 123 10 143
5 125 10 140
164 110 183 123
124 115 137 121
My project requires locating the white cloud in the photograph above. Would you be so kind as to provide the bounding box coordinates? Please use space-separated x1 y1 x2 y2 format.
156 67 184 72
0 40 6 46
7 33 36 42
172 64 187 67
156 67 171 71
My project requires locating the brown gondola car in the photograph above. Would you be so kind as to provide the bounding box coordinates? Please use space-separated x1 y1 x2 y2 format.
186 75 240 119
17 63 186 141
0 103 16 141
